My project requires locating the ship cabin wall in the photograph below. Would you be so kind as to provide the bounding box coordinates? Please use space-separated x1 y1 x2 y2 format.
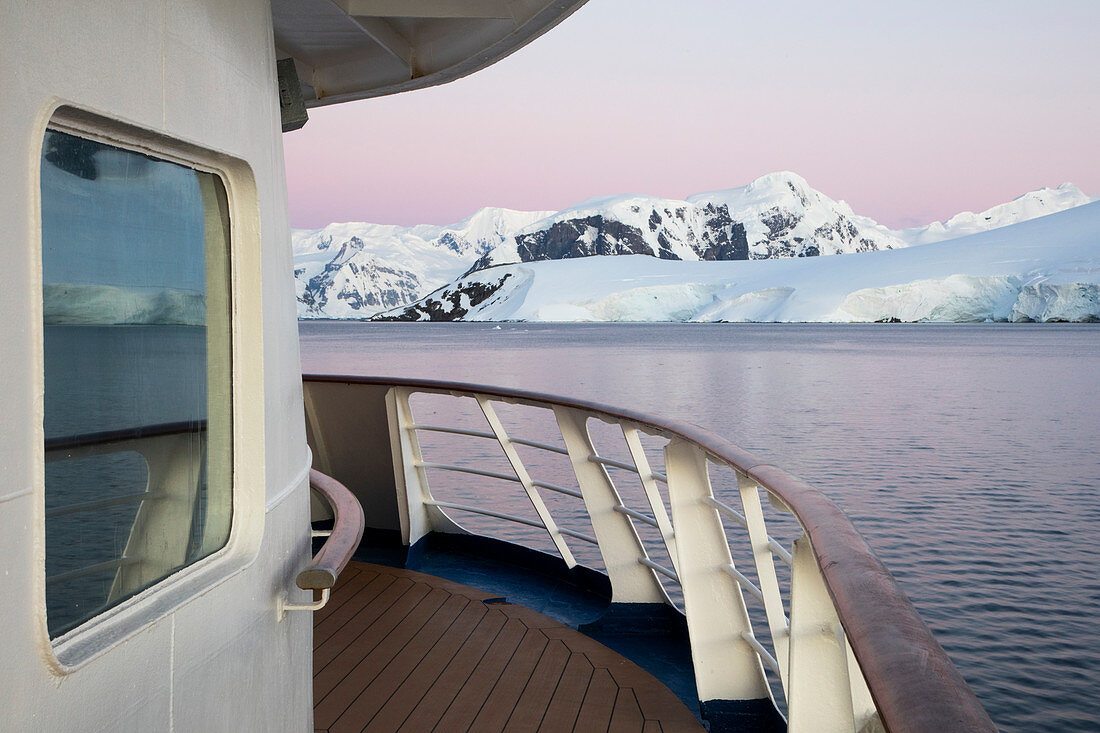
0 1 312 729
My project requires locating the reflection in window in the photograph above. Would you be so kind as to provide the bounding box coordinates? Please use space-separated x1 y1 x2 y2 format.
42 129 232 638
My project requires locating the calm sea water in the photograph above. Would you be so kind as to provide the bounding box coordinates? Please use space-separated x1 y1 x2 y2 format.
300 321 1100 733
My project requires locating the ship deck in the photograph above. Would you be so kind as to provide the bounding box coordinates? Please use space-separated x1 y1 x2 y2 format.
313 562 704 732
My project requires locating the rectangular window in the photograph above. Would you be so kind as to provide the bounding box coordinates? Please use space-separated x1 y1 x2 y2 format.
41 129 233 638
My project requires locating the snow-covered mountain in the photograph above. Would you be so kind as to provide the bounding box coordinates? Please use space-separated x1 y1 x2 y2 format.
375 200 1100 323
898 183 1096 245
293 207 553 319
293 174 1096 319
467 172 904 273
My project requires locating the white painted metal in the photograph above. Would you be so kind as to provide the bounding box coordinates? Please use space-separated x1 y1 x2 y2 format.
340 0 514 18
622 425 680 572
425 499 549 531
387 388 465 543
2 1 313 729
271 0 590 107
510 437 570 455
554 406 668 604
613 504 661 529
788 535 857 732
722 564 765 604
531 480 583 499
705 495 749 529
476 396 577 567
409 423 498 441
557 527 600 545
588 454 636 472
280 588 331 614
664 438 771 703
770 538 795 567
639 557 680 583
741 631 783 676
846 634 886 733
738 473 792 691
417 460 519 483
388 387 434 544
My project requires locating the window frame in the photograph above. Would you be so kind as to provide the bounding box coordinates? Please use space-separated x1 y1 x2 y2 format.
36 106 266 672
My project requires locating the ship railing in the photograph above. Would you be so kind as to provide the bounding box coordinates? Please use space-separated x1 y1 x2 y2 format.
281 469 365 613
43 423 208 602
302 375 996 733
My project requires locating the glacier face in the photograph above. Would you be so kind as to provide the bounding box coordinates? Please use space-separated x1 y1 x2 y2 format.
377 201 1100 324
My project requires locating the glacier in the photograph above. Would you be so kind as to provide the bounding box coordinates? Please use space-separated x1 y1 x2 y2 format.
377 200 1100 323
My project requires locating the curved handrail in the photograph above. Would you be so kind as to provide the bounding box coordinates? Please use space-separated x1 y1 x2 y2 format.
303 373 995 732
44 421 204 452
297 468 365 590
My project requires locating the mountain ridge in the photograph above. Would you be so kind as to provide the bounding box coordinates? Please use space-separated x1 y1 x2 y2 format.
293 175 1096 320
374 200 1100 324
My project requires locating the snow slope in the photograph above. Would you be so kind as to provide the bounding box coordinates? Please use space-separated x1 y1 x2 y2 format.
377 201 1100 323
899 183 1096 245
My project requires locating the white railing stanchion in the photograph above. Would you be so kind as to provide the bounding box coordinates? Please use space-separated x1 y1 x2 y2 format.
788 534 856 732
475 396 577 568
738 473 792 693
555 406 668 604
386 387 462 544
622 425 680 574
664 438 772 704
846 633 885 733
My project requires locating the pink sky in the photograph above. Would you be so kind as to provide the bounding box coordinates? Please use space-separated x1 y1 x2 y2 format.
283 0 1100 230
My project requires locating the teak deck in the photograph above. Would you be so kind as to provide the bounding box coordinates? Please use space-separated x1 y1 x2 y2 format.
313 562 704 732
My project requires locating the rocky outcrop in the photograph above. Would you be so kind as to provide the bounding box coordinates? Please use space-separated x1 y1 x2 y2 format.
374 274 515 321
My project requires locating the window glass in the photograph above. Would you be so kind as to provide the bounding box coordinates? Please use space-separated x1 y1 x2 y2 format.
41 129 232 638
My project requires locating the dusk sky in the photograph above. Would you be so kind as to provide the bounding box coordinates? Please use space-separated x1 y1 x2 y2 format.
282 0 1100 231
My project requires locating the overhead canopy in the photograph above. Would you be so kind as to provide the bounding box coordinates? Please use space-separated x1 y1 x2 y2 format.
271 0 589 108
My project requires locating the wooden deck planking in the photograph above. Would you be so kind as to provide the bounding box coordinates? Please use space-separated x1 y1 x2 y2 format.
314 562 704 733
317 586 451 723
427 618 533 732
330 595 474 732
573 666 619 731
314 574 398 652
358 600 489 730
537 649 594 732
395 612 518 731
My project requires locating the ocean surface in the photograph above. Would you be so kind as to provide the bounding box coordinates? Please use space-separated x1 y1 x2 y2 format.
300 321 1100 733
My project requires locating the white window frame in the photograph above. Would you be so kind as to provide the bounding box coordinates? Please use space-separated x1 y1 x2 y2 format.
36 106 266 671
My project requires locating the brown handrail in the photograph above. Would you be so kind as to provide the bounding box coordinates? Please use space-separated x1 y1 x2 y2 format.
303 374 996 732
297 468 365 590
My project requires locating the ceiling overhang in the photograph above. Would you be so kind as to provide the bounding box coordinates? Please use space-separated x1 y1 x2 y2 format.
271 0 590 108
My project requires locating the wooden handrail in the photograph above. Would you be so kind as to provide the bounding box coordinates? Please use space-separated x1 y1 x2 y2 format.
296 469 365 590
303 374 996 732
